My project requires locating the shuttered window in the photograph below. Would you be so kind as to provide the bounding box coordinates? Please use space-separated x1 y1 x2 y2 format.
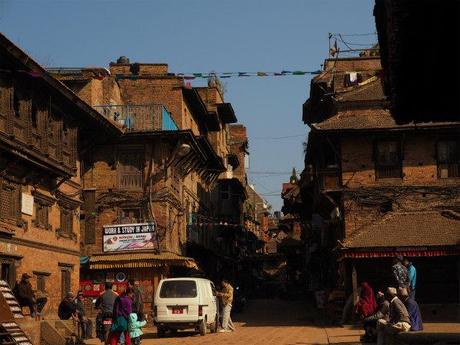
60 269 71 299
60 208 73 235
0 179 20 222
437 140 460 178
375 140 402 179
83 190 96 244
118 150 144 190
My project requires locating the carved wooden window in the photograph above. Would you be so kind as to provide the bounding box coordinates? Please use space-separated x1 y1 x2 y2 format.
60 268 71 300
29 100 47 151
437 140 460 178
0 76 12 134
33 271 50 293
11 85 29 144
35 203 49 229
46 109 62 161
375 140 402 179
0 179 20 223
60 208 73 235
118 150 144 190
83 190 96 245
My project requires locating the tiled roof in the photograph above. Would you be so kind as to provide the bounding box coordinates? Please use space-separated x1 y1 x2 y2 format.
342 211 460 249
313 108 460 131
335 77 385 103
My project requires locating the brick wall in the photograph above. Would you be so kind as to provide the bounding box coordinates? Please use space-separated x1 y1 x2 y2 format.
229 124 247 183
340 132 460 238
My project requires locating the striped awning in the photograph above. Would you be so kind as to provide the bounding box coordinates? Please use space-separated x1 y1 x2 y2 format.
341 249 460 259
89 251 198 270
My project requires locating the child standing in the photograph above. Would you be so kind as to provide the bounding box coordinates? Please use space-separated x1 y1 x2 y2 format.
128 313 147 345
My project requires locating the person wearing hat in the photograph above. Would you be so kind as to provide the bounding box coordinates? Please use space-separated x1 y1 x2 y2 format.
376 287 411 345
58 292 78 320
13 273 36 317
361 291 390 342
398 288 423 331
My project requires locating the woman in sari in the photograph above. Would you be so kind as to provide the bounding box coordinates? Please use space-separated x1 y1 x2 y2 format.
355 282 377 318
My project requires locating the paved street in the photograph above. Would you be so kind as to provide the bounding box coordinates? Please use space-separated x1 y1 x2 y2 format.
87 299 363 345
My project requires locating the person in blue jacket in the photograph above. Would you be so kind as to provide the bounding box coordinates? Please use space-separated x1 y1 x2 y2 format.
403 258 417 299
398 288 423 331
128 312 147 345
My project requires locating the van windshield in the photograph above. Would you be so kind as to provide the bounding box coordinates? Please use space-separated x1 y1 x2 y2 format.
160 280 197 298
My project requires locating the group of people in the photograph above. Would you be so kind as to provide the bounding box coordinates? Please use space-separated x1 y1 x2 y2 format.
58 279 145 344
353 256 423 344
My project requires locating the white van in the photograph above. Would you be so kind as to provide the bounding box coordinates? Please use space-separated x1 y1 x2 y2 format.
153 278 219 337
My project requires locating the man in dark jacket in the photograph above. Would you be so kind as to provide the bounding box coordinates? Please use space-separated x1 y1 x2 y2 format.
58 292 77 320
128 279 144 320
76 291 93 339
362 291 390 342
376 287 411 345
13 273 36 316
95 282 118 342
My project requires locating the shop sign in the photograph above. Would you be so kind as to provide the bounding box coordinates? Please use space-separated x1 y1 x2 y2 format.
103 222 156 252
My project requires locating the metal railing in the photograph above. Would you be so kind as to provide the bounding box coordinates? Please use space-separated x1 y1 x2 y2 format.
94 104 178 132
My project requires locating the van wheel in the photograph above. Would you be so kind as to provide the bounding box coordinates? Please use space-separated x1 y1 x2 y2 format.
199 318 207 336
210 314 218 333
157 327 166 338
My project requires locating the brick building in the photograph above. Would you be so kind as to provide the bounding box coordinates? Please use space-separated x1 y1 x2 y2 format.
0 34 121 316
301 51 460 303
50 59 251 307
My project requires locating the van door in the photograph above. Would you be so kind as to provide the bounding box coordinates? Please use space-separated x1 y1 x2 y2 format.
209 282 218 320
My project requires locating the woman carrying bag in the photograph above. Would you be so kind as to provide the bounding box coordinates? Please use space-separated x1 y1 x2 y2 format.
107 287 135 345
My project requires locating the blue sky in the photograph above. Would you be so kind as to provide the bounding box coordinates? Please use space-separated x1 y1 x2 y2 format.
0 0 377 211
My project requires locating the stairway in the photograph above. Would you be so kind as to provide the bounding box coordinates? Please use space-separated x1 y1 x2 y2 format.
0 322 32 345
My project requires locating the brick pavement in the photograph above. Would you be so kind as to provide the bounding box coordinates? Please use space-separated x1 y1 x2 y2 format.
86 299 364 345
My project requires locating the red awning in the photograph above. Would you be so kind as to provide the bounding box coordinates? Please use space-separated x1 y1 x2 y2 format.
341 249 460 259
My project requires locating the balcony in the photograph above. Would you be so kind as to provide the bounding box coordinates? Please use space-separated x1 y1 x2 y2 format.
94 104 178 132
318 168 341 190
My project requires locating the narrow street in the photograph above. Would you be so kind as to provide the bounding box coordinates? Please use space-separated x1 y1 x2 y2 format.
88 299 363 345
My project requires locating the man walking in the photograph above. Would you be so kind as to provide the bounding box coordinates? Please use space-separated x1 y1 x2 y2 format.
403 258 417 299
377 287 411 345
217 279 235 332
13 273 36 317
128 279 144 320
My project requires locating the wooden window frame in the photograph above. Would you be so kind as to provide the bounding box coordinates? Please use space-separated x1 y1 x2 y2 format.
33 271 51 293
32 192 54 230
436 139 460 179
117 148 144 191
56 196 79 241
0 178 22 226
374 139 403 180
59 267 72 300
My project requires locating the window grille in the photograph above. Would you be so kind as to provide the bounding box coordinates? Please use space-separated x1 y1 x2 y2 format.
118 151 144 190
375 140 402 179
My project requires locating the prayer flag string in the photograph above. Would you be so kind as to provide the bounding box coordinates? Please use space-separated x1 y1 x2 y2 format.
0 68 323 81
